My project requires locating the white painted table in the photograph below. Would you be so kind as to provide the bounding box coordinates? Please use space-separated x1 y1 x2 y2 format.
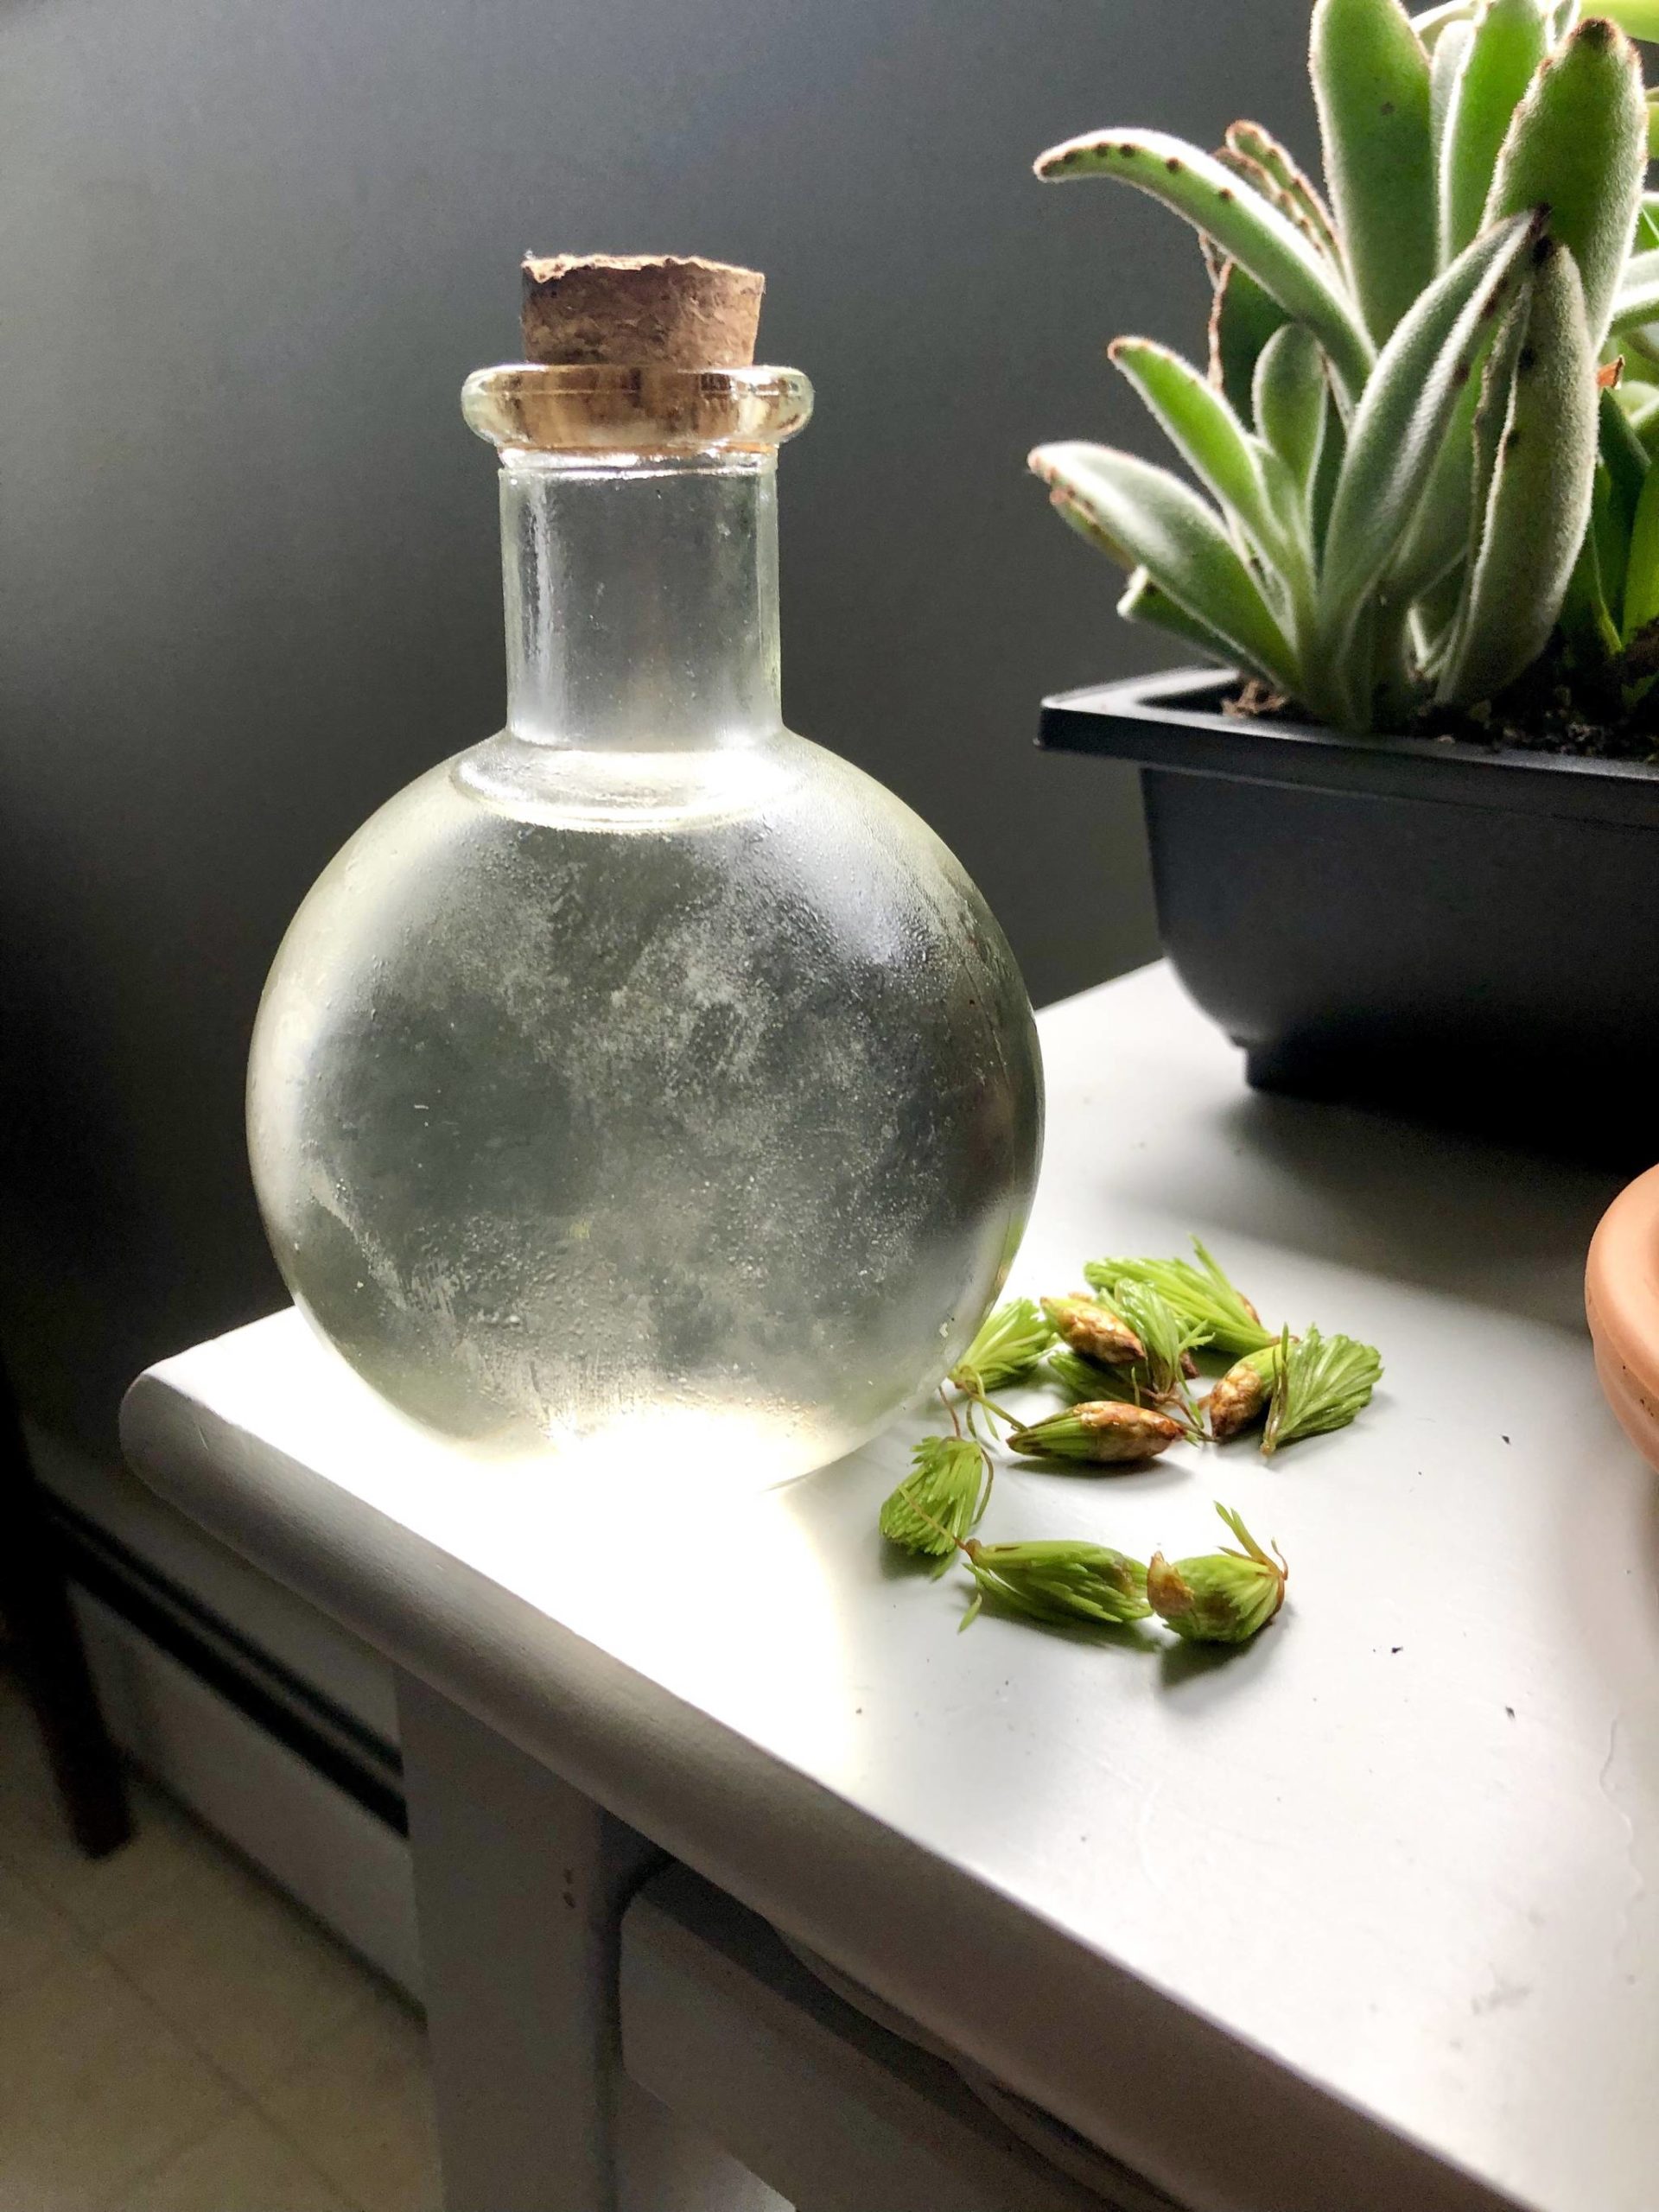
121 964 1659 2212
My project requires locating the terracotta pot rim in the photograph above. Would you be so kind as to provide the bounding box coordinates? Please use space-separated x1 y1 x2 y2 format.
1586 1163 1659 1415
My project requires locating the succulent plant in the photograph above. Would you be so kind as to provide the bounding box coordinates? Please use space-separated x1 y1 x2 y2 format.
1556 234 1659 702
1030 0 1657 733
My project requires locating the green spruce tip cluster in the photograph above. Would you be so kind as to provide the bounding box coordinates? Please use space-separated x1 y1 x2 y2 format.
1263 1325 1385 1452
956 1501 1288 1644
877 1242 1381 1645
878 1435 994 1578
1047 1240 1382 1454
1029 0 1659 735
1146 1505 1291 1645
1085 1241 1276 1358
957 1538 1151 1633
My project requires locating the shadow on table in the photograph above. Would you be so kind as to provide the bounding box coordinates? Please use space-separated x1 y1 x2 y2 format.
1183 1085 1626 1333
1157 1627 1282 1694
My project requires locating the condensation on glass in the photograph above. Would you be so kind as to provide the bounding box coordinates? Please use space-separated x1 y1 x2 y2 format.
247 361 1044 1480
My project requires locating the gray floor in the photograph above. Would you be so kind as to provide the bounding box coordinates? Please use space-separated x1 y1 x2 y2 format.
0 1668 441 2211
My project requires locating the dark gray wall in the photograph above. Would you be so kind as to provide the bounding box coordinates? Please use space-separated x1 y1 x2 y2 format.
1 0 1314 1450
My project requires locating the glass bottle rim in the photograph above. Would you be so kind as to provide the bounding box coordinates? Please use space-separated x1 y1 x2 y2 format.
461 363 813 458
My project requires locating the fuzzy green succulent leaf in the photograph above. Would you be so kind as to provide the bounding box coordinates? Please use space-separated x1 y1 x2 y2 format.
1595 465 1633 635
1033 129 1376 403
1116 569 1243 668
1559 519 1624 661
1409 564 1467 677
1224 123 1341 263
1311 0 1437 342
1209 261 1291 425
1595 0 1659 38
1366 601 1422 730
1402 0 1556 585
1412 0 1479 43
1217 146 1330 264
1621 444 1659 638
1438 237 1598 703
1431 18 1476 193
1624 395 1659 469
1252 323 1328 500
1108 338 1305 580
1045 482 1135 568
1320 209 1540 634
1483 15 1646 348
1599 383 1650 512
1388 240 1538 604
1052 494 1276 684
1464 281 1534 557
1308 394 1346 560
1028 442 1299 691
1439 0 1551 264
1609 251 1659 337
1592 391 1648 629
1386 374 1486 601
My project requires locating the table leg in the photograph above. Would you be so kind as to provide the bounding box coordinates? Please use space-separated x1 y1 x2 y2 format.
396 1672 661 2212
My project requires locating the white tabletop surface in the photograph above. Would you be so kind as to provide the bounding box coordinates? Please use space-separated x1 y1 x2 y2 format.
122 963 1658 2212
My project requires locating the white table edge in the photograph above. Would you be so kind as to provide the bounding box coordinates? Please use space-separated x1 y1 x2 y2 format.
120 1362 1527 2212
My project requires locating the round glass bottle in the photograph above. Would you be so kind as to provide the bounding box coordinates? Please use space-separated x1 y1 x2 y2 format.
248 334 1043 1480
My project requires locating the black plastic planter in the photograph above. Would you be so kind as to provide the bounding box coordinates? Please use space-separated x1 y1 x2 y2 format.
1039 668 1659 1168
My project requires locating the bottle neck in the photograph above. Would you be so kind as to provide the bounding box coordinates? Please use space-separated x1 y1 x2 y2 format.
500 449 782 750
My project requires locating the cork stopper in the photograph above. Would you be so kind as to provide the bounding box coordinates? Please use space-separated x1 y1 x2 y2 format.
520 253 765 369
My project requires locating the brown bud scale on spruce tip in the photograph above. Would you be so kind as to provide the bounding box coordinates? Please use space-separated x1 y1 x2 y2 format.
1041 1294 1146 1367
1207 1357 1272 1440
1008 1400 1184 1464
